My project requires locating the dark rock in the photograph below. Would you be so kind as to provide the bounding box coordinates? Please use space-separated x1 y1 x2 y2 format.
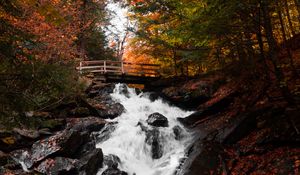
173 125 184 140
0 130 17 152
95 83 116 95
84 98 124 119
96 122 117 143
10 149 32 170
134 88 142 95
39 119 66 132
66 117 106 133
88 90 99 98
70 107 90 117
179 89 237 127
145 129 163 159
25 111 51 118
147 92 160 102
35 157 79 175
38 128 53 136
13 128 40 140
182 141 224 175
75 140 95 157
0 130 34 152
117 84 130 97
102 167 128 175
148 129 163 159
137 123 163 159
25 129 86 168
78 148 103 175
0 151 9 166
0 168 28 175
103 154 121 169
137 122 147 132
147 113 168 127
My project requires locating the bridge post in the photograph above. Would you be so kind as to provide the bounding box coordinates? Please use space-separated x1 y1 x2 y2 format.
79 62 82 74
104 61 107 73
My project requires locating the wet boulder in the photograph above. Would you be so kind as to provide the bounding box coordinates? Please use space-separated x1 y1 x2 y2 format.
118 84 130 97
0 150 20 172
146 113 168 127
25 129 86 168
0 130 36 152
137 123 163 159
70 107 90 117
134 88 142 95
84 99 124 119
13 128 40 140
103 154 121 169
66 117 106 133
173 125 184 140
0 151 9 166
10 149 32 169
95 122 117 143
78 148 103 175
95 83 116 95
75 140 96 157
35 157 79 175
144 128 163 159
102 167 128 175
143 92 160 102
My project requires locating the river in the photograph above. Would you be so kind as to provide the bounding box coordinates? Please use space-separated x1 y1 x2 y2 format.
96 84 194 175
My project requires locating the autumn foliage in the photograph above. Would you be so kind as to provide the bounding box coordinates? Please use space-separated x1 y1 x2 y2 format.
0 0 112 114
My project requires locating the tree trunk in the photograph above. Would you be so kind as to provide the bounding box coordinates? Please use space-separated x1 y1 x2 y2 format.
172 49 178 76
283 0 295 36
256 5 270 81
261 0 295 105
293 0 300 23
276 1 299 77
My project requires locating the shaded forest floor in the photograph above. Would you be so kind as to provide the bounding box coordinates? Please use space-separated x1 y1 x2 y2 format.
147 36 300 174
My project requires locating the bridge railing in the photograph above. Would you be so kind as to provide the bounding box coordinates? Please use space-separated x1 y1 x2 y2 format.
77 60 160 77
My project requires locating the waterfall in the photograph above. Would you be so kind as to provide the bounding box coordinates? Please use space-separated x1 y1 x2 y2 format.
96 84 193 175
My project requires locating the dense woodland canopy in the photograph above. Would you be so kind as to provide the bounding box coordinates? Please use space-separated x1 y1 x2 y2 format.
0 0 115 116
124 0 300 75
2 0 300 114
122 0 300 104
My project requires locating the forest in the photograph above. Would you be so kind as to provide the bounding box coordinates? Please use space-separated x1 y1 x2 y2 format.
1 0 300 175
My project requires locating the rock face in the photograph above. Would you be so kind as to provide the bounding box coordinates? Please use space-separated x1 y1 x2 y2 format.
146 129 163 159
12 129 86 169
137 122 163 159
102 168 128 175
173 125 184 140
66 117 106 133
1 83 122 174
78 148 103 175
146 113 169 127
36 157 79 175
85 99 124 119
102 154 127 175
8 116 107 174
103 154 121 169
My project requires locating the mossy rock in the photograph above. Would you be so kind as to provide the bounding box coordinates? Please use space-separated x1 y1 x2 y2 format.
40 119 65 131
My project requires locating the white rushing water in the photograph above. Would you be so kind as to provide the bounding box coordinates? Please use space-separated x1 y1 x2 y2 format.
96 84 194 175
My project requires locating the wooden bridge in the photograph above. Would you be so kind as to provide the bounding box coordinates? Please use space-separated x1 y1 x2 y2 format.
77 60 161 84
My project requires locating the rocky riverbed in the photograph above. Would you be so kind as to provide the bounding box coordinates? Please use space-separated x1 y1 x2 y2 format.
0 83 124 175
1 73 300 175
147 73 300 175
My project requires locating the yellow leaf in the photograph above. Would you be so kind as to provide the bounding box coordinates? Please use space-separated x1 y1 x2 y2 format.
1 137 16 145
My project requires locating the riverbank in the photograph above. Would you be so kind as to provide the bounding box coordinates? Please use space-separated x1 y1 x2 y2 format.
146 68 300 174
0 83 125 174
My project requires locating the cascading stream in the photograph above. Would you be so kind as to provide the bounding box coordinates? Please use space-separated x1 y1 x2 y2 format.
96 84 194 175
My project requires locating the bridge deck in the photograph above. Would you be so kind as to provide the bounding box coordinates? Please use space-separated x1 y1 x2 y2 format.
77 60 161 84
